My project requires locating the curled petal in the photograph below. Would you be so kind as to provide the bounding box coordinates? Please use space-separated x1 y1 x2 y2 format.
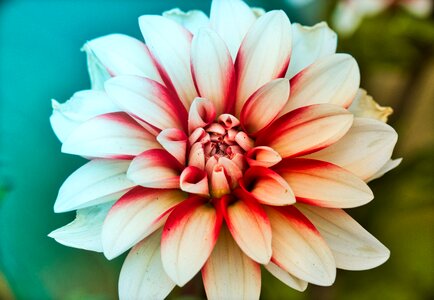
218 114 240 129
180 166 209 196
218 157 243 188
348 88 393 122
235 10 292 116
162 196 223 286
189 97 217 133
157 128 188 165
240 167 295 206
189 127 208 145
127 149 182 188
245 146 282 168
202 227 261 300
275 158 373 208
189 142 206 170
297 204 390 270
211 164 231 198
266 206 336 286
234 132 254 152
256 104 353 158
102 187 185 259
191 28 235 115
54 159 134 213
240 78 290 135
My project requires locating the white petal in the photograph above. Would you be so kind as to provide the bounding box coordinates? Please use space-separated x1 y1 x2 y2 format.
163 8 209 35
119 229 175 300
285 22 337 79
161 197 222 286
139 15 197 109
210 0 256 60
61 112 160 159
305 117 398 181
54 159 134 213
281 54 360 115
49 201 114 252
264 262 308 292
202 227 261 300
348 88 393 122
83 34 162 88
367 158 402 182
102 187 185 259
50 90 120 143
266 206 336 286
297 204 390 270
235 10 292 116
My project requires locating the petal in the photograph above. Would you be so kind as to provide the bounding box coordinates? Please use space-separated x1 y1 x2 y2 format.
83 34 162 87
161 196 223 286
127 149 182 189
297 204 390 270
188 97 217 134
305 117 398 181
209 0 256 60
202 227 261 300
50 90 120 143
119 229 175 300
102 187 186 259
256 104 353 158
219 194 272 264
61 112 160 159
163 8 209 35
139 15 198 109
191 28 236 115
156 128 188 165
281 54 360 115
367 158 402 182
275 158 373 208
285 22 337 79
235 10 292 116
266 206 336 286
245 146 282 168
264 262 308 292
240 78 290 135
348 88 393 122
218 157 243 189
54 159 135 213
188 142 206 170
49 201 114 252
180 166 209 196
240 167 295 206
105 75 188 132
210 164 231 198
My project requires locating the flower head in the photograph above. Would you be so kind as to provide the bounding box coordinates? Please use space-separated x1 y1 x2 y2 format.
49 0 400 299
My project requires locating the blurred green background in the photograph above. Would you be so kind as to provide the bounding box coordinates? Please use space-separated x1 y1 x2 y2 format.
0 0 432 299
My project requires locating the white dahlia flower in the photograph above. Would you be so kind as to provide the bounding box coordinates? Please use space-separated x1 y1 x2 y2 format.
49 0 401 299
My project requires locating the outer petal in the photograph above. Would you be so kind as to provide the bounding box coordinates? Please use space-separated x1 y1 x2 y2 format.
161 196 223 286
348 88 393 122
54 159 135 213
367 158 402 182
102 187 186 259
305 118 398 181
266 206 336 286
210 0 256 60
240 78 290 135
285 22 337 79
163 8 209 35
83 34 162 88
235 10 292 116
188 97 217 134
191 28 235 115
202 227 261 300
105 76 187 132
50 90 120 143
219 194 272 264
256 104 353 158
264 262 308 292
139 15 198 109
49 201 114 252
127 149 182 189
275 158 373 208
62 112 160 159
119 229 175 300
281 54 360 115
297 204 390 270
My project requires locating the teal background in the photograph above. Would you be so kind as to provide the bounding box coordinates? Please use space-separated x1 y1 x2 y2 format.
0 0 432 299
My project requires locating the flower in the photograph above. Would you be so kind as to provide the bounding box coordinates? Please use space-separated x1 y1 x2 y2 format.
49 0 401 299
